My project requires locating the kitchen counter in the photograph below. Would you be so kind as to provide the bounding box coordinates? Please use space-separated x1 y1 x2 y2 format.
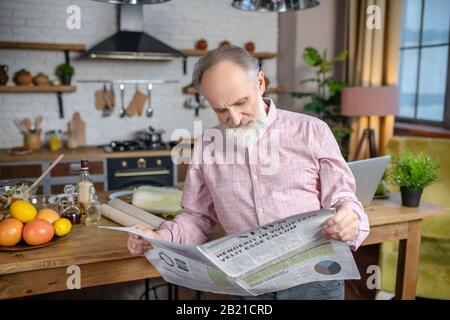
0 146 173 163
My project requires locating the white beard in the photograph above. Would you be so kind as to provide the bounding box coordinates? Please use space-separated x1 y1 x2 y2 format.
226 97 268 149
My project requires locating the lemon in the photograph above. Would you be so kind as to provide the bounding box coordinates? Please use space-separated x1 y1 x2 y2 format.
9 200 37 223
53 218 72 236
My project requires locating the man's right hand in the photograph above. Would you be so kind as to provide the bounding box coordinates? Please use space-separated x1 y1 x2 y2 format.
127 224 162 256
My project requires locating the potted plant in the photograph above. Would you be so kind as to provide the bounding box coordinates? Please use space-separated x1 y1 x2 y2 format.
56 63 74 85
387 151 439 207
291 47 352 158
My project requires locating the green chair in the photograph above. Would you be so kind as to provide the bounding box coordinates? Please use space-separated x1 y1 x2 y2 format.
380 136 450 299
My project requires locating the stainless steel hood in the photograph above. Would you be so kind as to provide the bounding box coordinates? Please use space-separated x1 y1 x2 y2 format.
231 0 320 12
86 4 184 61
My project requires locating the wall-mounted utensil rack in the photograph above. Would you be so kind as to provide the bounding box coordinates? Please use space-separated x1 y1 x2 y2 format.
77 79 179 118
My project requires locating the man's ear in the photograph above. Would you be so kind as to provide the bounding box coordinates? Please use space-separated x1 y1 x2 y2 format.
257 71 266 96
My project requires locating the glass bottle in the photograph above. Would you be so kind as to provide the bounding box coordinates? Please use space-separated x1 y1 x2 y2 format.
85 185 101 226
77 159 93 220
61 184 81 225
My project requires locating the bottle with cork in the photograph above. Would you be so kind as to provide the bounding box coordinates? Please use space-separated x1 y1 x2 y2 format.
77 159 93 221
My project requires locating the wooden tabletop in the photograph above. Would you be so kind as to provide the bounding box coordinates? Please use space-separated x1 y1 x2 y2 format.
364 193 448 227
0 146 172 163
0 192 448 276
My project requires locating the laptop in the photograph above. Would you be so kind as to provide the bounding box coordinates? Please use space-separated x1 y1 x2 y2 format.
348 155 391 206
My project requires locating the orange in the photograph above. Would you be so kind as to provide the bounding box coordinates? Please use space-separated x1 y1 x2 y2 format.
0 218 23 246
23 219 54 246
36 208 60 224
9 200 37 223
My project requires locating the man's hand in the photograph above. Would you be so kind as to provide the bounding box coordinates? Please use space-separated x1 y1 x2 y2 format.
127 224 162 256
321 203 359 242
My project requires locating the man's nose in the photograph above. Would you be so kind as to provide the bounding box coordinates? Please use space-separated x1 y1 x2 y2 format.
228 108 242 127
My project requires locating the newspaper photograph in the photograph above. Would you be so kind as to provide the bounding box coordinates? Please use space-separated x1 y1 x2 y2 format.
100 208 361 296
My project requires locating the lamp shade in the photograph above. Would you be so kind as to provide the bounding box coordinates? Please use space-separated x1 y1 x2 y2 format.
341 86 399 117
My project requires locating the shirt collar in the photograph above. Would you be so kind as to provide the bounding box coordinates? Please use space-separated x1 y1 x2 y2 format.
263 97 278 129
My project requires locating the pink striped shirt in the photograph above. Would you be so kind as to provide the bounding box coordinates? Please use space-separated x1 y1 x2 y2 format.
159 98 369 250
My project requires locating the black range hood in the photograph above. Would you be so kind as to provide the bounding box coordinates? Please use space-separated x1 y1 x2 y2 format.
87 30 184 60
86 4 184 61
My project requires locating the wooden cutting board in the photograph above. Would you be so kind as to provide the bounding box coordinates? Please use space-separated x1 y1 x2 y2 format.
95 89 115 110
67 112 86 149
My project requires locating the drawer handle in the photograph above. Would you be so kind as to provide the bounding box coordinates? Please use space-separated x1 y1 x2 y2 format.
113 170 170 178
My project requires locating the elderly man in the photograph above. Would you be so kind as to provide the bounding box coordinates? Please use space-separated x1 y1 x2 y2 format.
128 45 369 300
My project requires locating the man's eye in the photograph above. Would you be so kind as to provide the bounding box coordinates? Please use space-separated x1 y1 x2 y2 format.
217 109 227 113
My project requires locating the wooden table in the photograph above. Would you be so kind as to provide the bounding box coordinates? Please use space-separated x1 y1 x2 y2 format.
0 193 447 300
361 194 448 300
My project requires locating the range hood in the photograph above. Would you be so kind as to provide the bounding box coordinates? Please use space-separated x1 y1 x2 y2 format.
86 4 184 61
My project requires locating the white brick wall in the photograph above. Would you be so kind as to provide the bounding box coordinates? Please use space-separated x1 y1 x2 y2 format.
0 0 278 148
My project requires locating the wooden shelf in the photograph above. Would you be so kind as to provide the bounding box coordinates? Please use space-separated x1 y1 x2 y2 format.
0 41 85 52
180 49 277 59
0 85 76 93
183 85 284 95
265 87 285 94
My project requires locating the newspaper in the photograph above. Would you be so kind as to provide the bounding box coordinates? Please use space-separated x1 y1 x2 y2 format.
100 208 361 296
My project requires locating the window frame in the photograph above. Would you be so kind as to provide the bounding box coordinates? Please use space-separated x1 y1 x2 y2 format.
396 0 450 129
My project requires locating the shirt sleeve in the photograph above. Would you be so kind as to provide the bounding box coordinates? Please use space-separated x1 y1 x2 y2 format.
157 142 218 245
314 121 370 251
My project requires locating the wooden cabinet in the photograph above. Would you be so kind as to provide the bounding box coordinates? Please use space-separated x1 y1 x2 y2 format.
0 159 107 195
51 161 104 177
0 162 44 194
0 163 42 179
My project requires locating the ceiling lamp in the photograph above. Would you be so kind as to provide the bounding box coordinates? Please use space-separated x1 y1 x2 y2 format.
231 0 320 12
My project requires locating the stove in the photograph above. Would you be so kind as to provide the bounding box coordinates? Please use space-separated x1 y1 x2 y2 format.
105 139 174 189
104 140 169 153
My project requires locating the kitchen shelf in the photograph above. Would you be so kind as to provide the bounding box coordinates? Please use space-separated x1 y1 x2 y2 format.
180 48 277 74
0 41 85 52
180 49 277 59
0 85 76 93
0 40 85 118
183 85 285 95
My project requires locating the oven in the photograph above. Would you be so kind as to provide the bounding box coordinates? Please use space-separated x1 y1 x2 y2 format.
107 156 173 190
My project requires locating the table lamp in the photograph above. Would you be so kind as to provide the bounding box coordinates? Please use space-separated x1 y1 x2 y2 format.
341 86 399 160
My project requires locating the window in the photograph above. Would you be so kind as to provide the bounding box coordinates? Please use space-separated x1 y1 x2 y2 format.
397 0 450 128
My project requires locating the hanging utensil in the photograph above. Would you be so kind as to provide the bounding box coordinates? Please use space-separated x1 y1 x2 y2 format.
109 82 115 108
119 83 126 118
146 83 153 117
102 83 110 118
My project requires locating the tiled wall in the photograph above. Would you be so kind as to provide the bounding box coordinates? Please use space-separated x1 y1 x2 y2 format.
0 0 278 148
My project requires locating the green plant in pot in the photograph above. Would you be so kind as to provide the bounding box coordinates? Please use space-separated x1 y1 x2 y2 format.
387 151 439 207
56 63 74 85
291 47 352 159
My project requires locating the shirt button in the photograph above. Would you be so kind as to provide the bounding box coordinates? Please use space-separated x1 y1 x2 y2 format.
253 174 258 180
257 208 263 214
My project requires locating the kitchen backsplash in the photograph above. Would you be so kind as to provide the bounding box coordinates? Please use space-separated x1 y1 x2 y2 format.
0 0 278 148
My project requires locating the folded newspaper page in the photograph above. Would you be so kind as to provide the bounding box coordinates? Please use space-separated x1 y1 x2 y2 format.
100 208 361 296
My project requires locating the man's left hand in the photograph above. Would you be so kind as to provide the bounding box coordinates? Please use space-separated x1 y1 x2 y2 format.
321 203 359 242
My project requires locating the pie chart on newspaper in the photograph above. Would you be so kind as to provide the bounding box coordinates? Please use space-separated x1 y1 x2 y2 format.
314 260 342 275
